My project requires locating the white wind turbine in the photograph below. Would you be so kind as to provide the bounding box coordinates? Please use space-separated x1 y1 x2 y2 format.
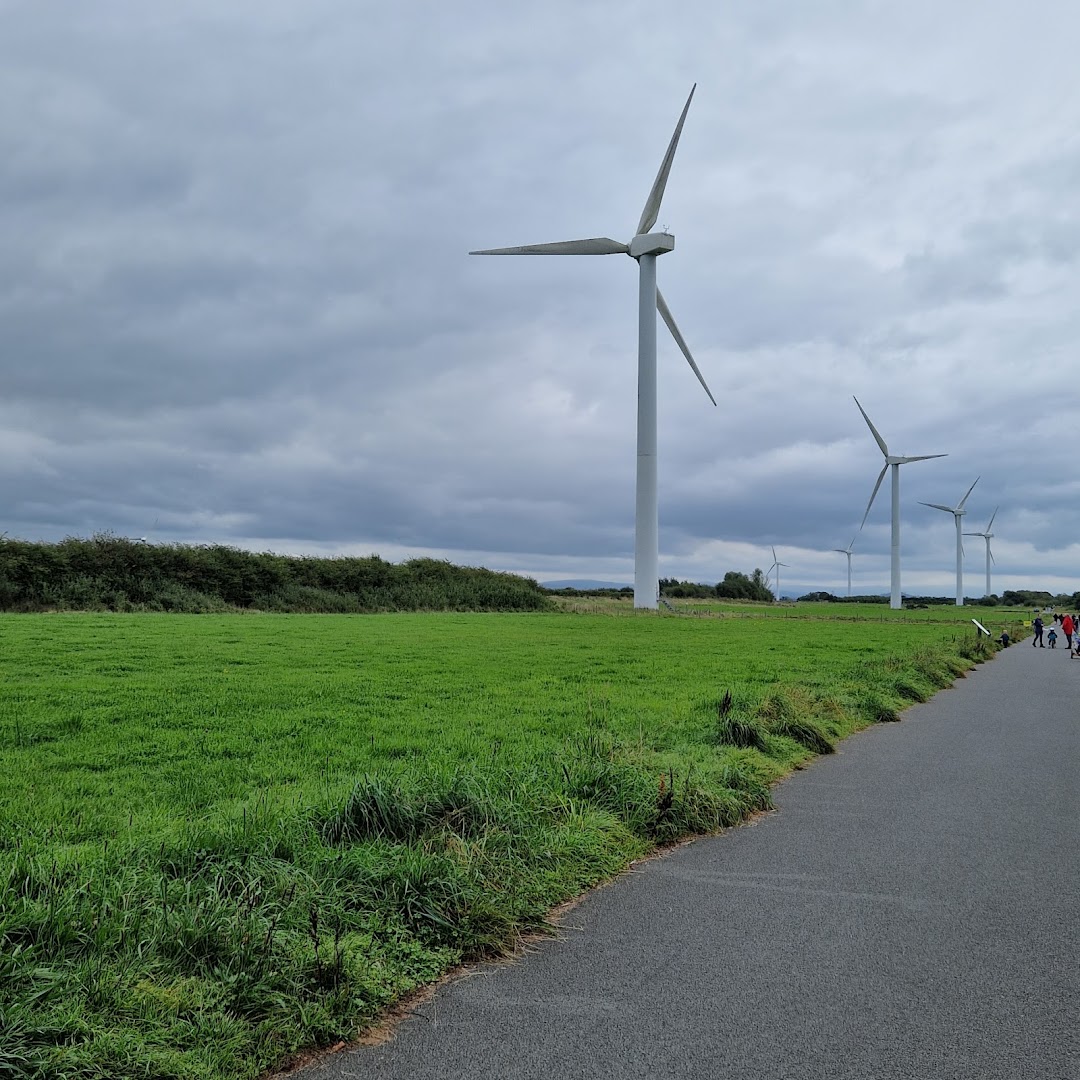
767 546 790 600
854 397 947 610
964 507 998 599
470 86 715 610
833 535 857 597
920 477 979 606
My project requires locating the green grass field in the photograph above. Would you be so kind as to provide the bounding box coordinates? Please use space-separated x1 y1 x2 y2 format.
0 608 1017 1079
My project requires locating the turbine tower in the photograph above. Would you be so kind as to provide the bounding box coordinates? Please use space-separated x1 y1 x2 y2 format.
920 477 979 606
470 87 715 610
855 397 946 610
963 507 998 599
832 535 856 597
768 546 790 601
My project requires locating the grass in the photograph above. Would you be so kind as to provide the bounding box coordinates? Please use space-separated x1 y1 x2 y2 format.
0 609 1014 1079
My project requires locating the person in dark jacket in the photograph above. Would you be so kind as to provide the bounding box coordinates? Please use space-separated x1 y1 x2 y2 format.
1033 616 1045 647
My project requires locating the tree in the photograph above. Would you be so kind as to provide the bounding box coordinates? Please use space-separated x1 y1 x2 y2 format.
716 569 773 602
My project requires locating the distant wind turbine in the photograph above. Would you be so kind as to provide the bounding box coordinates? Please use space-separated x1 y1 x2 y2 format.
963 507 999 599
832 535 857 597
920 477 979 606
471 86 715 610
768 546 790 600
855 397 947 610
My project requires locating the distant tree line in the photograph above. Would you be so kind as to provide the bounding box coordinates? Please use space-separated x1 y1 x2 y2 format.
1000 588 1080 609
542 572 777 602
0 536 552 613
660 569 775 602
797 592 962 607
798 590 1080 609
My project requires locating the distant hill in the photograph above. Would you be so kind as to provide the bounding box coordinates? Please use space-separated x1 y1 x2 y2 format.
541 579 630 591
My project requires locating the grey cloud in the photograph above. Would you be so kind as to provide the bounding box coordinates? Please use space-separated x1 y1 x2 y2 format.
2 1 1080 597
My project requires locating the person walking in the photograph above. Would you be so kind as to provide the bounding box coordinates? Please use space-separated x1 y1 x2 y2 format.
1062 613 1074 653
1033 615 1045 647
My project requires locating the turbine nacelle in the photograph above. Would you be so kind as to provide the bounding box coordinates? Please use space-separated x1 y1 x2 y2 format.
833 533 857 557
964 506 998 540
628 232 675 258
918 478 979 520
855 396 947 528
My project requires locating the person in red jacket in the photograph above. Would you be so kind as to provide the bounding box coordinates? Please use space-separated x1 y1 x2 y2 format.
1065 613 1077 654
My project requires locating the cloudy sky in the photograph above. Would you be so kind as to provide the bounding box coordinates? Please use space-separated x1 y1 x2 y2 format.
3 0 1078 597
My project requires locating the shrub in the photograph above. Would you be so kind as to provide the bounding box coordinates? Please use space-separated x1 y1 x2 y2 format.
0 537 553 614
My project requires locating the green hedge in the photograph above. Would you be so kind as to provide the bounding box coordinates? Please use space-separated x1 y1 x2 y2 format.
0 536 551 613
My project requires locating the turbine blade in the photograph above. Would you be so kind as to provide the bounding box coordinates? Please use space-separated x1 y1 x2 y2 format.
958 476 979 509
987 506 998 531
989 546 995 565
771 545 777 563
636 85 696 236
920 502 954 513
656 288 716 405
853 397 889 458
470 237 629 256
832 549 848 555
848 534 858 551
861 464 889 528
895 453 948 463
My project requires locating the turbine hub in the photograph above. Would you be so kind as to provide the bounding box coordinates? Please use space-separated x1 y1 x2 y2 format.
629 232 675 258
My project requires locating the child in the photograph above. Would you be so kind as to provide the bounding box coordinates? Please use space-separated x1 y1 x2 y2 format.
1048 628 1058 648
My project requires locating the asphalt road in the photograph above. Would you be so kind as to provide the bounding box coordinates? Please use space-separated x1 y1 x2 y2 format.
299 638 1079 1080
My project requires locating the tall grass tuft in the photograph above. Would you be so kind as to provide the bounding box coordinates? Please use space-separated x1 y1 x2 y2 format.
756 690 835 754
712 687 769 750
854 686 901 723
321 773 493 846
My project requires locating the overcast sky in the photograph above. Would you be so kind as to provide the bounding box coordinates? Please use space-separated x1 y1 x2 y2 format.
2 1 1078 597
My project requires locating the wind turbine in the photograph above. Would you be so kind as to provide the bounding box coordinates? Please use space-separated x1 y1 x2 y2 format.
920 477 979 606
470 86 715 610
768 546 790 601
964 507 998 599
854 397 947 610
833 535 856 597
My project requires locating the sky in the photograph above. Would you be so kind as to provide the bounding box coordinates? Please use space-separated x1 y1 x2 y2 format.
2 0 1078 598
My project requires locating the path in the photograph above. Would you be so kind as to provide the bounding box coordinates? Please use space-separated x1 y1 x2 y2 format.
300 640 1079 1079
